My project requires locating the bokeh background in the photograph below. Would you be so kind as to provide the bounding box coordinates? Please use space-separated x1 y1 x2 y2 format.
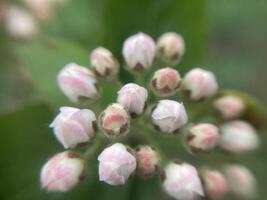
0 0 266 200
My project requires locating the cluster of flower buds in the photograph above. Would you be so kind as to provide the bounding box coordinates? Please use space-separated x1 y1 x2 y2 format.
40 31 261 200
2 0 66 39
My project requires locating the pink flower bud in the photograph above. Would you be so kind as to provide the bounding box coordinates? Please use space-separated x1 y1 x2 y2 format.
224 164 256 199
90 47 119 78
181 68 218 101
135 145 160 177
4 6 37 39
157 32 185 65
219 120 259 154
122 32 156 71
201 169 228 200
162 162 204 200
185 123 220 154
151 100 188 133
40 151 85 192
151 67 182 97
117 83 148 117
213 95 245 119
99 103 130 137
57 63 99 103
98 143 137 185
50 107 97 148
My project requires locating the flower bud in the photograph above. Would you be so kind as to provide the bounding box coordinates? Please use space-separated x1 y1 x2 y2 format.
156 32 185 65
219 120 259 154
185 123 220 154
135 145 160 177
90 47 119 78
57 63 99 103
40 151 85 192
213 95 245 119
99 103 130 137
181 68 218 101
117 83 148 117
122 32 156 71
224 164 256 199
162 162 204 200
150 67 182 97
49 107 97 148
4 6 37 39
151 100 188 133
98 143 136 185
200 168 228 200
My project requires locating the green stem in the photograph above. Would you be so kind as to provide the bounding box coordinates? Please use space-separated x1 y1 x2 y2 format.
82 137 104 160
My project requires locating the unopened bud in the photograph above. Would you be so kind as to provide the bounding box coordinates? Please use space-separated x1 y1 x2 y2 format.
151 100 188 133
90 47 119 78
213 95 245 119
99 103 130 137
57 63 99 103
117 83 148 117
135 145 160 177
40 151 85 192
122 32 156 71
4 6 37 39
49 107 97 148
201 168 228 200
185 123 220 154
162 162 204 200
181 68 218 101
98 143 136 185
224 164 256 199
150 67 181 97
219 120 259 154
156 32 185 65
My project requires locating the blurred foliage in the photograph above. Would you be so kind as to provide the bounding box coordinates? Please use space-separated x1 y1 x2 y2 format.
0 0 266 200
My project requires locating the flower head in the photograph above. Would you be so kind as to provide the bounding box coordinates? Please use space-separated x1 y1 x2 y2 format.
98 143 136 185
50 107 97 148
151 100 188 133
40 151 85 192
57 63 99 103
122 32 156 71
117 83 148 117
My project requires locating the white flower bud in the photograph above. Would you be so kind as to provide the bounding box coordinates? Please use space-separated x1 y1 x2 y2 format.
162 162 204 200
213 95 245 119
49 107 97 148
181 68 218 101
57 63 99 103
224 164 256 199
90 47 119 78
150 67 182 97
135 145 160 177
99 103 130 137
122 32 156 71
185 123 220 154
157 32 185 65
98 143 136 185
219 120 259 154
40 151 85 192
4 6 37 39
151 100 188 133
201 168 228 200
117 83 148 117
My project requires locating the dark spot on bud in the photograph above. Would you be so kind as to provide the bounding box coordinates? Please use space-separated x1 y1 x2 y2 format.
172 128 180 134
68 152 79 158
76 142 88 148
160 169 166 181
134 63 144 71
105 129 116 137
104 67 111 77
182 89 191 98
94 83 100 92
126 146 135 156
92 67 102 77
151 78 157 89
120 123 129 134
92 121 98 132
159 46 165 54
171 52 180 60
173 159 183 164
190 146 202 154
151 146 157 151
153 123 161 132
135 147 141 151
79 174 86 181
186 133 195 142
160 86 172 94
130 112 138 118
143 101 148 112
78 96 91 103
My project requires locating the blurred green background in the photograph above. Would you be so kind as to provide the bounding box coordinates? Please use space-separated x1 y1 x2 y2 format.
0 0 266 200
